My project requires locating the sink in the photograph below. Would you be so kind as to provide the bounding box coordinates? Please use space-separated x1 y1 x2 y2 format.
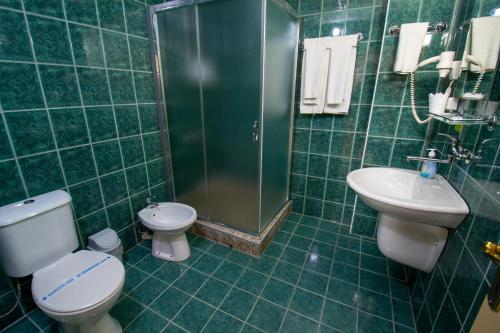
347 167 469 228
346 167 469 272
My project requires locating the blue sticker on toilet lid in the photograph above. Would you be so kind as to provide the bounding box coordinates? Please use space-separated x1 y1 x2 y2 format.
32 250 124 313
42 256 111 301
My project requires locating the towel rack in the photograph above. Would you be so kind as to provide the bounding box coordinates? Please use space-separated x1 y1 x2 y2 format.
387 22 448 36
298 32 364 50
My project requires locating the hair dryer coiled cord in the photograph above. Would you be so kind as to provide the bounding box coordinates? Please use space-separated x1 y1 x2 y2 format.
471 67 485 95
410 72 432 124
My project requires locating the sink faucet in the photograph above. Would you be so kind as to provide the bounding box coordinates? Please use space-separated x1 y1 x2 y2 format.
436 133 476 164
145 197 158 208
473 138 500 163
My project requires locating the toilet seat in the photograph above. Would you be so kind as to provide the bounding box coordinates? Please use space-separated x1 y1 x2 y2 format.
139 202 197 231
32 250 124 314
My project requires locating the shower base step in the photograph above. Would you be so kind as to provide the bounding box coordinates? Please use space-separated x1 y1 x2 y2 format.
190 201 292 256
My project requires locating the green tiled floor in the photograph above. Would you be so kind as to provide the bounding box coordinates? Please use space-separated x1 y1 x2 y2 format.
5 213 416 332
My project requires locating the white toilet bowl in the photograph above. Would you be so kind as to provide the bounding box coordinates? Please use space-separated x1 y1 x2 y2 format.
138 202 197 261
32 250 125 333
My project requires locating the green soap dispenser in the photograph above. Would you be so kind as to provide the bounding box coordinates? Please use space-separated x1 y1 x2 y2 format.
420 149 437 179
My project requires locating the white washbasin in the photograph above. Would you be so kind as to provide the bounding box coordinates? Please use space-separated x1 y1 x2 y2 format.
347 167 469 228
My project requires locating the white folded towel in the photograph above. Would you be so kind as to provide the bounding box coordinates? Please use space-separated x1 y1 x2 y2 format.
300 39 331 114
324 35 358 114
461 16 500 73
393 22 429 74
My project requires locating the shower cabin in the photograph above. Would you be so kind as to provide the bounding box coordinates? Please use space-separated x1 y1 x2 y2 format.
147 0 298 234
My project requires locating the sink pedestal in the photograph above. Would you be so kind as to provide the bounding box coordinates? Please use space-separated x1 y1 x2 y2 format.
152 232 191 261
376 214 448 273
347 167 469 273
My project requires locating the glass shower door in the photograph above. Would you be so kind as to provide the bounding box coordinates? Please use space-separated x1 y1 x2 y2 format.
260 0 297 230
157 7 209 217
198 0 262 233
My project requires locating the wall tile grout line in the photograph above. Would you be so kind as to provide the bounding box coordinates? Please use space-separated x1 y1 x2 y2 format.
93 0 138 244
0 58 153 75
60 0 111 244
0 102 157 114
0 4 150 42
1 0 498 332
17 1 79 246
121 0 153 201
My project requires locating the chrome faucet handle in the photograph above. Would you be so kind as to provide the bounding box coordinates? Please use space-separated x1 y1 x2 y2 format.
435 133 478 164
436 133 458 145
145 196 158 207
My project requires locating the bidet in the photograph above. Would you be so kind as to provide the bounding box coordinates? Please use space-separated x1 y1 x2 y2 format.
139 202 197 261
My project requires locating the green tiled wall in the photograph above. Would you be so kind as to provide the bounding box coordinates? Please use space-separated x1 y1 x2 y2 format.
289 0 457 237
0 0 168 248
290 0 499 329
409 123 500 332
0 0 167 329
352 0 460 237
407 0 500 331
289 0 388 230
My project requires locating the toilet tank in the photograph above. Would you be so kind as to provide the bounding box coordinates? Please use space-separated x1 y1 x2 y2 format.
0 190 79 277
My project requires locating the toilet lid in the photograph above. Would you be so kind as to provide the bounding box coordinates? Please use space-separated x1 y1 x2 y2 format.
32 250 124 314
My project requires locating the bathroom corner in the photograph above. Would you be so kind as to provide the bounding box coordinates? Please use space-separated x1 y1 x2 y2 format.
0 0 499 332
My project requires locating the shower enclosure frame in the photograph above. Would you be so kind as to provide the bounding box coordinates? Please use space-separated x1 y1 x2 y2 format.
146 0 299 234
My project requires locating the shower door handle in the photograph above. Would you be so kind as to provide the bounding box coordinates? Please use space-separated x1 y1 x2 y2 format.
252 121 259 142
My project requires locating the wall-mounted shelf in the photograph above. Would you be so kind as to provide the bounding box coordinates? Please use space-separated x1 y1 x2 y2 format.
432 112 497 131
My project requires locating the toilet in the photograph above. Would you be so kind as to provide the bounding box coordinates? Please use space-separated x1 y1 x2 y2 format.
138 202 197 261
0 191 125 333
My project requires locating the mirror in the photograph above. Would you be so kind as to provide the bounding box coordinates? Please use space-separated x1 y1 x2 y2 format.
444 3 500 118
426 2 500 186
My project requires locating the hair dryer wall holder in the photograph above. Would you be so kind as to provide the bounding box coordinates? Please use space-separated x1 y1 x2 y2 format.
388 22 448 36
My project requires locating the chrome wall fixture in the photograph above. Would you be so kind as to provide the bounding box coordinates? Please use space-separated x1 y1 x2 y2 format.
387 21 448 36
298 32 364 50
406 133 482 164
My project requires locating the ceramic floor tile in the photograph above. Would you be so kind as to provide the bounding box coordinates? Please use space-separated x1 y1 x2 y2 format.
219 288 257 320
173 269 208 294
261 277 295 307
322 299 357 332
195 278 231 307
247 299 286 332
213 261 245 284
298 269 329 294
235 269 268 295
272 261 302 284
202 311 244 333
281 311 319 333
5 213 417 333
150 287 190 319
124 309 167 333
110 296 144 328
247 256 277 274
327 278 359 307
128 276 167 305
173 298 215 332
289 288 324 321
357 311 393 333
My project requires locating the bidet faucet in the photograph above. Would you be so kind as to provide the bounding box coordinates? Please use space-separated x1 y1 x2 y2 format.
145 197 158 208
436 133 476 164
